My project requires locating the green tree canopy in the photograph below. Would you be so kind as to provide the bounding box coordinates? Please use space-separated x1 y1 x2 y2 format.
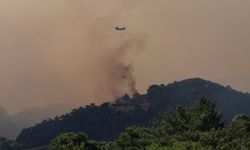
50 132 100 150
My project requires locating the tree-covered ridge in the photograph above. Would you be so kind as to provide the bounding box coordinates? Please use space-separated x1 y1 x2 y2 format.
50 97 250 150
16 101 155 148
16 78 250 148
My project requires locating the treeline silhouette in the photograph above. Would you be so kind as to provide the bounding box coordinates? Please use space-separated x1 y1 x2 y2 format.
4 78 250 149
3 97 250 149
49 97 250 150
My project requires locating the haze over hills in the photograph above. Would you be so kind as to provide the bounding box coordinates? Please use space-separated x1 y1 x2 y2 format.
0 107 19 139
12 104 73 129
0 104 72 139
1 0 250 149
2 0 250 114
16 78 250 148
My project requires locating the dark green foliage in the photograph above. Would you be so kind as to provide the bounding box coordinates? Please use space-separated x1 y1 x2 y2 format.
50 132 87 150
50 132 118 150
116 127 156 150
50 132 102 150
216 114 250 150
16 78 250 148
48 97 250 150
118 98 250 149
153 97 223 146
114 97 250 150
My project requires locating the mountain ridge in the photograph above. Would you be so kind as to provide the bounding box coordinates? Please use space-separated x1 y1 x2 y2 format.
16 78 250 148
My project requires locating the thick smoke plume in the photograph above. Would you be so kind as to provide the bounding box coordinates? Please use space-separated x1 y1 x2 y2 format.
94 31 146 99
0 0 145 113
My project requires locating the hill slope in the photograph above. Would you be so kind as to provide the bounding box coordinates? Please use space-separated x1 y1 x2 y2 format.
16 78 250 148
12 104 73 130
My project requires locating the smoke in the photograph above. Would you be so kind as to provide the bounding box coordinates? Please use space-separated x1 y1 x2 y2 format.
2 0 250 114
93 30 146 99
0 0 145 113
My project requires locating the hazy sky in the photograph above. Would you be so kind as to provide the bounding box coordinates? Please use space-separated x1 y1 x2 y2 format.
1 0 250 113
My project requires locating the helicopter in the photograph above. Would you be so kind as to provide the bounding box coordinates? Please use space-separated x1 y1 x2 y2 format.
115 26 126 31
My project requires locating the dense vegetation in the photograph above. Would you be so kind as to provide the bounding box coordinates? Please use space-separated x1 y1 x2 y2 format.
16 78 250 148
50 97 250 150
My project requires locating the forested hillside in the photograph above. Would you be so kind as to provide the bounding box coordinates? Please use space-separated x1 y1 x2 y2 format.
50 97 250 150
16 78 250 148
